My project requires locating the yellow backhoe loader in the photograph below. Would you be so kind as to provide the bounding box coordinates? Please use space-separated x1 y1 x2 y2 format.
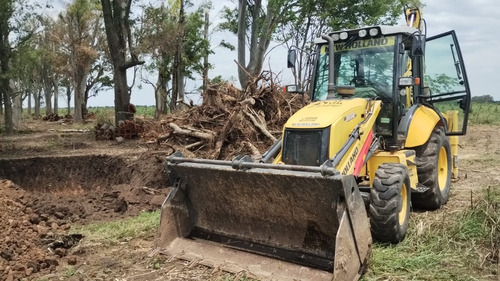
155 8 471 281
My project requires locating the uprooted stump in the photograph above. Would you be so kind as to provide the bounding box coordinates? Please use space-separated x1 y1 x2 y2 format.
142 74 307 160
95 120 145 140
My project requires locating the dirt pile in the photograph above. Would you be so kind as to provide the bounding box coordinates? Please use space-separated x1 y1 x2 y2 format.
142 77 306 160
0 180 60 281
0 178 169 281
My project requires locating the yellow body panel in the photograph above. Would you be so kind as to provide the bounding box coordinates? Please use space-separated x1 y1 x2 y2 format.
276 98 382 174
366 151 418 190
445 110 459 178
285 99 368 129
405 106 440 148
336 101 381 175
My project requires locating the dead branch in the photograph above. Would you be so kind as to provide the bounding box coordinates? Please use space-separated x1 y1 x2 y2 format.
242 110 277 142
239 97 256 106
243 141 261 161
169 123 215 142
185 141 205 150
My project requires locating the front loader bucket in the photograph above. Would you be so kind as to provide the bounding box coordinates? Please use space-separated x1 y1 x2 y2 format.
156 153 372 281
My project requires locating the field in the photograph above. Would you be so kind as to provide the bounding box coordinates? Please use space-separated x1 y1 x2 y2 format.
0 102 499 281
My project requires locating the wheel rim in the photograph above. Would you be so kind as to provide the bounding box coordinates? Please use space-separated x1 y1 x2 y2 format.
438 146 449 191
399 183 408 226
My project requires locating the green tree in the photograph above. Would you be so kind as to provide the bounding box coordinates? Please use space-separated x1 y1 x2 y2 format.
0 0 39 133
471 95 494 103
53 0 109 122
138 1 211 116
221 0 420 89
101 0 144 125
221 0 295 88
425 73 460 95
279 0 420 89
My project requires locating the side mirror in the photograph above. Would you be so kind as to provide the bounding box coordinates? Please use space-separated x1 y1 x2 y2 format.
411 34 425 57
287 49 297 68
284 84 304 95
459 98 467 111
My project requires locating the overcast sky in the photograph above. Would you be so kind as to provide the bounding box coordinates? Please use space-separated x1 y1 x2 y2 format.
88 0 499 106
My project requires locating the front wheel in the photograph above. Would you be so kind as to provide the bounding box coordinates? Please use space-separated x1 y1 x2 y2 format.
369 163 411 244
412 126 452 210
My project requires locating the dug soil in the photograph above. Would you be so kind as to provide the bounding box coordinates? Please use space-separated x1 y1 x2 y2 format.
0 118 498 281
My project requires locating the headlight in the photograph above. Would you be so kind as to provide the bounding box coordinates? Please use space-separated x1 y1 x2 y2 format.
398 77 414 86
369 28 379 37
339 32 348 40
358 29 367 38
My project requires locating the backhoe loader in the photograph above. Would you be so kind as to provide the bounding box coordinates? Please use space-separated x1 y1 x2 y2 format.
155 8 470 281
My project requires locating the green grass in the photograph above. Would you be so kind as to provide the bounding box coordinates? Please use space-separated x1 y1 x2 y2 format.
70 210 160 243
63 266 78 278
363 188 500 281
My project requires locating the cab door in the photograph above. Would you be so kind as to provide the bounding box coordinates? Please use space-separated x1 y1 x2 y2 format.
424 30 471 135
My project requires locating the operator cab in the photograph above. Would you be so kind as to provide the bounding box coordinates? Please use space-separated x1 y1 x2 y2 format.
286 24 470 149
310 25 417 146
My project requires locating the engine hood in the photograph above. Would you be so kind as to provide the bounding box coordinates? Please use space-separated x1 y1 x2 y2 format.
284 98 369 129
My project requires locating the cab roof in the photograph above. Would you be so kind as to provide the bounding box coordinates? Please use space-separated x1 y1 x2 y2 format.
314 25 419 44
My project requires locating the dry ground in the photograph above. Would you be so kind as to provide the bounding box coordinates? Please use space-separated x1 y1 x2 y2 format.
0 119 498 281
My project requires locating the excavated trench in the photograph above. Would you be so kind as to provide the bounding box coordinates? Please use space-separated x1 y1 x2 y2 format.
0 153 170 281
0 154 167 191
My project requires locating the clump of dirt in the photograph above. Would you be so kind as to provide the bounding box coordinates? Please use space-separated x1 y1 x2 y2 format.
0 178 169 281
0 150 170 281
0 180 61 281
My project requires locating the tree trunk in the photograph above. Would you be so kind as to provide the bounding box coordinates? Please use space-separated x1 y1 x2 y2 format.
66 85 71 116
34 87 41 118
237 0 248 88
43 83 52 115
53 81 58 115
155 71 167 118
171 0 185 112
202 10 209 98
73 73 86 122
101 0 144 125
236 0 275 89
114 66 131 122
2 91 12 134
12 92 21 129
0 40 12 133
27 90 32 116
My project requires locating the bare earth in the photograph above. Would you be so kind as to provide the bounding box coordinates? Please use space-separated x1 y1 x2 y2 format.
0 119 498 281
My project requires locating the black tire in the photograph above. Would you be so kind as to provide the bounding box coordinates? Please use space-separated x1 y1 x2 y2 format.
369 163 411 244
412 126 452 210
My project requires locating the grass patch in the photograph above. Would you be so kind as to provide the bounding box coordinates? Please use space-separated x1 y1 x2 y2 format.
70 210 160 243
363 188 500 281
63 266 78 277
218 274 259 281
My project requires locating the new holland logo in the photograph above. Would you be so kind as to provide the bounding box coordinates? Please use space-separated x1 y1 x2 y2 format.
344 113 356 122
343 146 359 175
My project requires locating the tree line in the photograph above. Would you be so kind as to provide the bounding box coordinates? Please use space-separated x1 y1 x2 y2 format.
0 0 419 134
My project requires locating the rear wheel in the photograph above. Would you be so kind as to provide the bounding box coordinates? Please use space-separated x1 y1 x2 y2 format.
413 126 451 210
369 163 411 244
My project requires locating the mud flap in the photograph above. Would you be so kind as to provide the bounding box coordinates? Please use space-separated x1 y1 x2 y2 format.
156 154 372 281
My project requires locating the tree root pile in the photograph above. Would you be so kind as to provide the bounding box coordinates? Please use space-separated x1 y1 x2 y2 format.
95 120 145 140
42 113 62 122
142 76 305 160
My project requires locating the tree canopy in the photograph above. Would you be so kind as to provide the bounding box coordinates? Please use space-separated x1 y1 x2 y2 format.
0 0 426 131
